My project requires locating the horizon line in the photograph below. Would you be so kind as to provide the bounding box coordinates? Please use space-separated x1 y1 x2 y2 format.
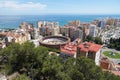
0 13 120 16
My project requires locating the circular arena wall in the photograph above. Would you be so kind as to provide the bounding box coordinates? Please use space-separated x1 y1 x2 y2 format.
40 36 70 49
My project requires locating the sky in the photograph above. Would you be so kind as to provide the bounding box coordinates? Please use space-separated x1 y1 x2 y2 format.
0 0 120 15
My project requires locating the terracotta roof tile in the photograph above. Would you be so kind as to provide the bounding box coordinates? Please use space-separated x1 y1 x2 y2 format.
61 43 77 55
78 42 102 53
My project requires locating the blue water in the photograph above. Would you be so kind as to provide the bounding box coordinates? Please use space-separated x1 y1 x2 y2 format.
0 15 120 29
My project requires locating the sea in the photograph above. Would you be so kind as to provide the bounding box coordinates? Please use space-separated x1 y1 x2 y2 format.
0 15 120 29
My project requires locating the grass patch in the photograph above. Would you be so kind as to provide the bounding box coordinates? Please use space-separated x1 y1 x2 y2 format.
103 51 120 59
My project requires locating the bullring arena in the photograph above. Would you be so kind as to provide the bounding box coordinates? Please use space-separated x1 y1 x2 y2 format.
40 36 70 49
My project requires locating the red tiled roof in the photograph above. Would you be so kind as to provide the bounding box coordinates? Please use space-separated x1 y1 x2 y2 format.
60 43 77 55
61 42 102 55
78 42 102 53
80 48 88 53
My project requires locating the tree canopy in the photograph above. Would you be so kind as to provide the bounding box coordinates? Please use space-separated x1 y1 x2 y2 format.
84 35 103 44
13 74 30 80
108 38 120 50
0 42 119 80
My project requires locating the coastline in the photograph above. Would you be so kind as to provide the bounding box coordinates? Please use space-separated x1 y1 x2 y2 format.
0 15 120 29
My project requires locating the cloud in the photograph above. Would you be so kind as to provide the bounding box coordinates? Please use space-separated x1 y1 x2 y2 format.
0 1 47 10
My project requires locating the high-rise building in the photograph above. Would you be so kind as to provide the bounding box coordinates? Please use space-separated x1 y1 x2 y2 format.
69 27 83 41
106 18 114 26
68 20 80 27
19 22 35 39
37 21 43 28
51 27 60 36
54 22 59 28
89 24 97 37
98 20 105 28
20 22 34 30
116 19 120 27
39 27 47 36
73 29 83 40
69 27 76 41
38 21 60 36
20 22 27 29
80 23 90 40
60 26 69 36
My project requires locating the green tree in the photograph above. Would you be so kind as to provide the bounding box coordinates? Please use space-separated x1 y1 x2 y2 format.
104 71 120 80
76 57 104 80
70 69 85 80
41 56 63 80
0 41 120 80
84 36 103 44
108 38 120 50
0 43 21 74
56 72 72 80
63 58 85 80
13 74 30 80
84 35 93 41
94 37 103 44
19 41 35 69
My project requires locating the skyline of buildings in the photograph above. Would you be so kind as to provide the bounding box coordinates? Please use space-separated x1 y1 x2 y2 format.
1 17 120 45
0 0 120 79
0 17 120 79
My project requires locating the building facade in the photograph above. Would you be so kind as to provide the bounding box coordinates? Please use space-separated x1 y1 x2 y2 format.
89 24 97 37
77 42 102 65
38 21 60 36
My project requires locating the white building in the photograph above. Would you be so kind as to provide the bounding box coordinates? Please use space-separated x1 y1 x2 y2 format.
89 24 97 37
0 74 7 80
